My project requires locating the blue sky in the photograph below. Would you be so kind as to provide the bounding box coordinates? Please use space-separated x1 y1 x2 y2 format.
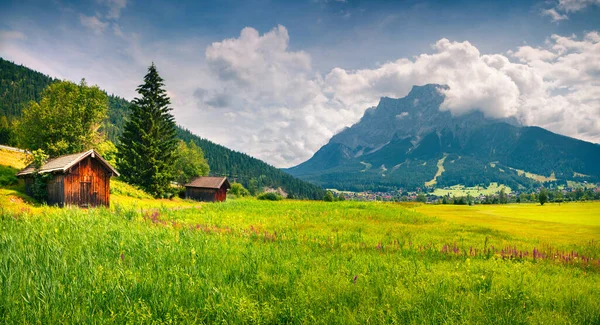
1 0 599 166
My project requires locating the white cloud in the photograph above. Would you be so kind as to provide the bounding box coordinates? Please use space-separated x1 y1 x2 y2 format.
557 0 600 12
79 14 108 35
192 27 600 167
541 0 599 21
541 8 568 22
2 17 599 168
78 0 126 37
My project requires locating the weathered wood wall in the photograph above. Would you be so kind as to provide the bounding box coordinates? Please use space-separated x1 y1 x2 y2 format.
21 155 113 208
215 188 227 202
185 186 228 202
186 187 218 202
47 175 64 206
23 175 66 206
63 156 110 207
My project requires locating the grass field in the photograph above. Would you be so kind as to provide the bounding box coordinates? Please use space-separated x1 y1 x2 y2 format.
1 148 600 323
1 195 600 323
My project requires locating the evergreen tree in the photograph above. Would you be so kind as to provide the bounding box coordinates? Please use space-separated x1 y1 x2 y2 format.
117 64 178 198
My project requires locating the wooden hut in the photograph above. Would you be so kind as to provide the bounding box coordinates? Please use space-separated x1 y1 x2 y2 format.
185 176 230 202
17 149 119 208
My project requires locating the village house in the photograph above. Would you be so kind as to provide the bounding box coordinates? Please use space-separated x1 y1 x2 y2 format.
185 176 230 202
16 149 119 208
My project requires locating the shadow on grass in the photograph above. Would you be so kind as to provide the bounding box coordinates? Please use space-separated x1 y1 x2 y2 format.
0 165 42 207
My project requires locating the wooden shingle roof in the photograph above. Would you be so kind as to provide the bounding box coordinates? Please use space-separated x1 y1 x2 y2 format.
185 176 230 189
17 149 119 177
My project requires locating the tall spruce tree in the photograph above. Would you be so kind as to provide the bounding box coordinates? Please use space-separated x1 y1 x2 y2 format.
117 63 178 197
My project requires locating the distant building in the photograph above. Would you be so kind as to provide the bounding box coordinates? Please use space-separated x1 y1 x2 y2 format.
16 149 119 208
185 176 230 202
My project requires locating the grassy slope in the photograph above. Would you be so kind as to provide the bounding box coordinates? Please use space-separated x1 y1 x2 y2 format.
424 153 447 187
0 149 202 213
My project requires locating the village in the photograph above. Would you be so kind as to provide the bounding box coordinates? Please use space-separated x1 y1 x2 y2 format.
333 184 600 204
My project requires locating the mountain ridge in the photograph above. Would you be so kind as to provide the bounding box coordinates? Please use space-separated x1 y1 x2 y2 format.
287 84 600 192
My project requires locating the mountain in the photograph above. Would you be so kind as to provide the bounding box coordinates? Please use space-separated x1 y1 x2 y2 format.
286 84 600 192
0 58 325 199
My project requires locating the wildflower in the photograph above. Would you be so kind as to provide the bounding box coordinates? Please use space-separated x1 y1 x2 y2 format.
353 275 358 284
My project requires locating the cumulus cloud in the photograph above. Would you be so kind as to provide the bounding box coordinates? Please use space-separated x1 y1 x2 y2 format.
3 16 599 168
192 26 600 167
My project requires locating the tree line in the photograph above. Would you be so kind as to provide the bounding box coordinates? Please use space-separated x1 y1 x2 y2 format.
0 58 325 199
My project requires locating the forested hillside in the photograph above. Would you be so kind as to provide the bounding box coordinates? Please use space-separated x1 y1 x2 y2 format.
0 58 324 199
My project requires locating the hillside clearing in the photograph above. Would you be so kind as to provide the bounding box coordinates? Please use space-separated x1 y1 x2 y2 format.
424 153 447 187
432 182 511 197
508 166 557 182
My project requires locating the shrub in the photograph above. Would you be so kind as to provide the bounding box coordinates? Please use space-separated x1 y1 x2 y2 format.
0 165 18 186
539 189 548 206
257 192 283 201
323 191 334 202
229 182 250 197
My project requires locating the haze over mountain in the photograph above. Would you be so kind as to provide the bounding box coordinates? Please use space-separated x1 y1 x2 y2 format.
286 84 600 192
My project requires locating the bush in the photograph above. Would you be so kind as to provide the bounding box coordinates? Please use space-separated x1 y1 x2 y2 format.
229 182 250 197
257 192 283 201
0 165 18 186
539 189 548 206
323 191 334 202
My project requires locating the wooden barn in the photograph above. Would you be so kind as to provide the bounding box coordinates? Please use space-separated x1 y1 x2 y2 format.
17 149 119 208
185 176 230 202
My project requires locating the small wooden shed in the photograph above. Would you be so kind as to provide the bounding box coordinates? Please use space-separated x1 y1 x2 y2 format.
17 149 119 208
185 176 230 202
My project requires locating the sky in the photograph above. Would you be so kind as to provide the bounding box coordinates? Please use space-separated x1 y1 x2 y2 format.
1 0 599 168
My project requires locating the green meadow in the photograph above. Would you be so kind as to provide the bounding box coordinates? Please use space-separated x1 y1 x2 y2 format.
2 148 600 324
1 195 600 324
